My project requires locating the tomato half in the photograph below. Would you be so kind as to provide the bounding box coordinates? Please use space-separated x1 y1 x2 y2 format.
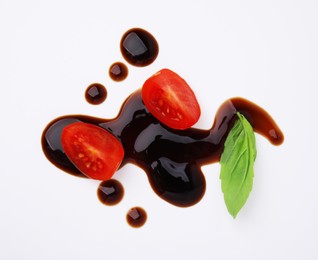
142 68 201 130
61 122 124 180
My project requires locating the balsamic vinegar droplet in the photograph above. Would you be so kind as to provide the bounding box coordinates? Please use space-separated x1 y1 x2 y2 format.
126 207 147 228
97 179 124 206
120 28 159 67
109 62 128 82
85 83 107 105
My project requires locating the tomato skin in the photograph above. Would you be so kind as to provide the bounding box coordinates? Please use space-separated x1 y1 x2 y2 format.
61 122 124 180
142 69 201 130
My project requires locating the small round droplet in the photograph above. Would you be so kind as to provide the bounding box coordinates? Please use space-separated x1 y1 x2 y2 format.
97 179 124 206
126 207 147 228
120 28 159 67
109 62 128 82
85 83 107 105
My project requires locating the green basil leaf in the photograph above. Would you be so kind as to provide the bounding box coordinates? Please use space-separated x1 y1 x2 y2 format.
220 112 257 218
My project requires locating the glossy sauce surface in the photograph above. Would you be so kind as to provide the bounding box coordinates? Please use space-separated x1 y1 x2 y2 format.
97 179 124 206
120 28 159 67
85 83 107 105
126 207 147 228
109 62 128 81
41 90 284 207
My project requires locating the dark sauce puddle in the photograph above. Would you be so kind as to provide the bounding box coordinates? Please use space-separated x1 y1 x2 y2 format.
42 90 284 207
41 28 283 228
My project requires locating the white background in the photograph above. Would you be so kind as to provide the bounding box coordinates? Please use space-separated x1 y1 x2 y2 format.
1 0 317 259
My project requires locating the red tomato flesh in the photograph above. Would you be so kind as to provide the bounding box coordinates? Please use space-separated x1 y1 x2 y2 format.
142 68 201 130
61 122 124 180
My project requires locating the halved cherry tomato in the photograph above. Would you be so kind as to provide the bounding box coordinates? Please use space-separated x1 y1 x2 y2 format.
61 122 124 180
142 68 201 130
